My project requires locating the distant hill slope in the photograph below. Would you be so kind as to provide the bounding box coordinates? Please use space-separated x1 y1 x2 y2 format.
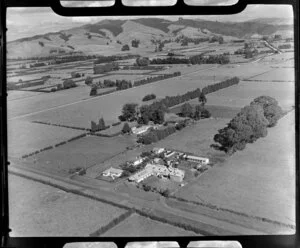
7 17 293 58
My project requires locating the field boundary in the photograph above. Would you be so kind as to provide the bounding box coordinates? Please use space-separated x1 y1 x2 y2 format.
89 210 134 236
21 132 88 159
169 196 295 229
32 120 90 131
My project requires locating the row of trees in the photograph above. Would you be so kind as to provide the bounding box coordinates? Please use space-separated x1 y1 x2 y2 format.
212 96 283 154
202 77 240 95
93 54 139 65
133 72 181 87
142 94 156 102
150 54 230 65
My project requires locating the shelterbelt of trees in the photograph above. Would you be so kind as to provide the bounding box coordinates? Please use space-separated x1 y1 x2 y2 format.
150 53 230 65
212 96 283 154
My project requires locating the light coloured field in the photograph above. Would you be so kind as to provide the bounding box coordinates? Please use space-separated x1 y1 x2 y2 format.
8 120 86 158
7 85 111 119
23 72 223 128
99 74 146 81
8 90 44 101
9 174 126 236
154 118 229 158
207 81 294 111
103 213 197 237
176 111 295 228
24 135 135 176
107 69 155 74
247 67 295 81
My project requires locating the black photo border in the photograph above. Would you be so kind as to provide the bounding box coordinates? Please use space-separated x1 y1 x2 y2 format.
0 0 299 247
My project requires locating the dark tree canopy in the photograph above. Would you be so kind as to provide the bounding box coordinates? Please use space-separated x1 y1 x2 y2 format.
250 96 282 127
213 102 271 154
120 103 138 122
122 122 131 134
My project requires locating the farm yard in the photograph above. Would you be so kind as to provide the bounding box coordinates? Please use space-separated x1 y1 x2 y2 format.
9 174 127 236
7 120 86 158
175 110 295 228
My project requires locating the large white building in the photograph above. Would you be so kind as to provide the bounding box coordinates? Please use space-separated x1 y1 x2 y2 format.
128 163 185 183
131 126 151 135
152 147 165 155
183 154 209 165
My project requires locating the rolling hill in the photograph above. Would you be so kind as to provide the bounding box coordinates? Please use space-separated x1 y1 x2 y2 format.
7 17 293 58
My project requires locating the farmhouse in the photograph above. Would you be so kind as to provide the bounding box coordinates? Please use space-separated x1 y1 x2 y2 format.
131 125 151 135
128 163 185 183
183 154 209 165
128 168 153 183
102 167 123 179
131 157 145 166
164 150 176 158
153 147 165 154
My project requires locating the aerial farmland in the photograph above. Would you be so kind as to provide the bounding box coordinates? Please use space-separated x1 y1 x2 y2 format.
6 7 296 237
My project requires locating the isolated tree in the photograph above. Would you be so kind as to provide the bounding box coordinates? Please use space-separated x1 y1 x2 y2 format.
98 117 106 130
121 103 138 121
91 121 98 132
218 36 224 44
121 44 130 51
85 76 93 85
181 103 194 118
122 122 131 134
136 57 150 66
198 91 207 106
90 85 97 96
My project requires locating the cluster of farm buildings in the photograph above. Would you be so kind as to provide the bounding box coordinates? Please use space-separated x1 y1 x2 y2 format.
102 147 209 183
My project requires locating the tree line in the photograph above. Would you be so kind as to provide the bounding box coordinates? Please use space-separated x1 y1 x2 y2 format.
150 54 230 65
202 77 239 94
212 96 283 154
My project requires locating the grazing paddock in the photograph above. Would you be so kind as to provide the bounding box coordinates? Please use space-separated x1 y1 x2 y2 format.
7 86 112 119
175 111 295 228
207 81 294 111
106 69 155 75
103 213 197 236
8 120 86 158
24 73 226 128
24 135 136 176
8 90 44 101
154 118 230 158
9 174 126 236
246 67 295 82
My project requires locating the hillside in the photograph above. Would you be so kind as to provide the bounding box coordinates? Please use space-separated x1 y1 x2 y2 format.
7 17 293 58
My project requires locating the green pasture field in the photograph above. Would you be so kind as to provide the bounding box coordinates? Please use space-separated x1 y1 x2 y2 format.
22 69 229 128
175 111 295 228
24 135 135 176
9 174 126 236
8 120 86 158
207 81 294 111
103 213 197 237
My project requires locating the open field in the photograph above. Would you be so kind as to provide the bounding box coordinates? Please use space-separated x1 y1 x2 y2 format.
8 120 86 158
103 213 197 236
154 118 230 158
247 67 295 81
23 135 135 176
7 86 112 119
207 81 294 111
8 90 44 101
175 110 295 227
9 174 126 236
